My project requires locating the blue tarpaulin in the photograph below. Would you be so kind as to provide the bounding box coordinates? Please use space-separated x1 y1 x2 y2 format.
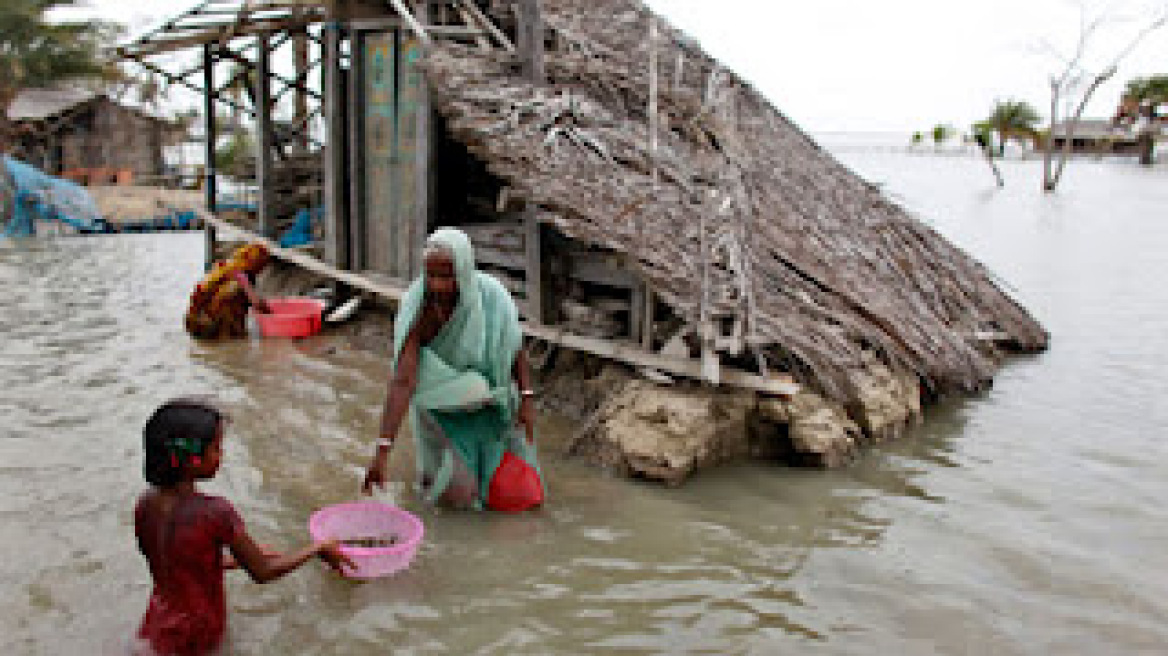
278 206 323 248
1 156 103 237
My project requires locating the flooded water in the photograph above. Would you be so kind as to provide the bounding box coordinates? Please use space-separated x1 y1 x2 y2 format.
3 150 1168 654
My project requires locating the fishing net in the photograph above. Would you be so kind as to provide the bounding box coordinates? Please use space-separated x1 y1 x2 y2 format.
1 156 104 237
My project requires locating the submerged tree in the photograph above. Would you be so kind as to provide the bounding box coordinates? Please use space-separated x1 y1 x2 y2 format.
970 121 1005 187
0 1 121 154
1039 4 1168 190
982 100 1042 156
931 124 956 148
1118 75 1168 165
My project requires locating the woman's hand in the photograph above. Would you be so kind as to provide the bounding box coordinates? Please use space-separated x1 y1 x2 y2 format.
233 271 270 313
516 396 535 443
315 540 357 574
362 449 390 494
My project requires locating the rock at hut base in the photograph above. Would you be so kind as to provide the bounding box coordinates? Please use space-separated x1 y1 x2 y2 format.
848 352 923 441
753 391 862 468
568 379 755 485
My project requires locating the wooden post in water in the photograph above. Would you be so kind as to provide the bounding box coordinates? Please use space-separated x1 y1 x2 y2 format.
413 0 434 278
639 16 659 349
255 31 275 238
518 0 546 323
202 43 217 270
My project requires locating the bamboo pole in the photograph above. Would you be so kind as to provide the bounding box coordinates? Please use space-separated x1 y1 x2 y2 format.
388 0 432 47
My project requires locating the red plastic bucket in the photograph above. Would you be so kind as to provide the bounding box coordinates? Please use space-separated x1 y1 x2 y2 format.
487 452 544 512
252 298 325 338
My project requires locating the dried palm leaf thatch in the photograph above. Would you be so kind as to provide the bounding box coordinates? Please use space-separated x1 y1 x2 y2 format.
420 0 1048 406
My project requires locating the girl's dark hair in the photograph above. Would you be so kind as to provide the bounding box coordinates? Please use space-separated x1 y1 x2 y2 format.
142 397 224 486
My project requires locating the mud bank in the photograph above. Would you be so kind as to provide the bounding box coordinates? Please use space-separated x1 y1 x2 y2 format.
245 258 924 482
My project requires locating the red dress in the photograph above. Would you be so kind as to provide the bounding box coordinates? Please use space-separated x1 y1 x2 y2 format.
134 492 243 656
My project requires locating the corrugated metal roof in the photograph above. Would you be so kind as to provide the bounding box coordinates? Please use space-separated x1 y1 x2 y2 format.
6 86 103 121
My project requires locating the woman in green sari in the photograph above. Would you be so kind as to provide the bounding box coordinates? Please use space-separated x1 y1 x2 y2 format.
361 228 543 510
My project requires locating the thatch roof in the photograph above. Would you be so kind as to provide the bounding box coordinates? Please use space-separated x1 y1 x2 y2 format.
7 86 102 121
421 0 1048 405
6 85 172 126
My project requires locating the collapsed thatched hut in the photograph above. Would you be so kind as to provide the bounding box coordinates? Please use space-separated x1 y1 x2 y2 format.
123 0 1047 478
422 0 1048 393
407 0 1050 475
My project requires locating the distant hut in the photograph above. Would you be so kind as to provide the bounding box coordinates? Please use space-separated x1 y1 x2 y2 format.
120 0 1049 473
1049 118 1144 155
7 85 176 185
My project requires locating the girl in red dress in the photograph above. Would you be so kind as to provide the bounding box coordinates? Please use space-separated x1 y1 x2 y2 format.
134 398 353 655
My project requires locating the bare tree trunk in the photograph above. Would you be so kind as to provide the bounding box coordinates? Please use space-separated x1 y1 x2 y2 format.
1042 80 1059 190
1138 131 1155 166
1137 110 1156 166
1047 68 1113 191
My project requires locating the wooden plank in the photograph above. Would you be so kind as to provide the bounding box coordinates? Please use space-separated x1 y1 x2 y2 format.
641 284 655 348
348 29 367 270
516 0 545 83
201 212 800 398
322 23 349 269
362 29 396 274
629 281 644 342
413 1 433 279
524 206 544 323
388 0 432 46
569 251 637 288
457 0 515 52
397 33 424 279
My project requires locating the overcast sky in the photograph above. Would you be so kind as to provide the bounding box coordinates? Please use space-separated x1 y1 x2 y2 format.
58 0 1168 133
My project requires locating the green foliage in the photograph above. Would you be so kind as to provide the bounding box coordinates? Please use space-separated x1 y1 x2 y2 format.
0 1 122 102
982 99 1042 155
931 124 955 145
1124 75 1168 105
214 130 255 176
910 131 924 145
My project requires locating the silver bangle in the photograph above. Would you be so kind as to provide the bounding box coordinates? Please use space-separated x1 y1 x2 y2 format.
520 389 536 398
375 437 394 448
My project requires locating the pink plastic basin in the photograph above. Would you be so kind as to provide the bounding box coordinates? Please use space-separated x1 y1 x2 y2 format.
252 298 324 338
309 502 424 580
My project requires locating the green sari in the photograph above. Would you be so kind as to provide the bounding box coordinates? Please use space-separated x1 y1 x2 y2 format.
394 228 541 509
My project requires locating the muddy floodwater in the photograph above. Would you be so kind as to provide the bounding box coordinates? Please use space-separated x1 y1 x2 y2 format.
3 149 1168 654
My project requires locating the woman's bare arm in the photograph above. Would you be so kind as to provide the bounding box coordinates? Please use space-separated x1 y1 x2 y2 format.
362 323 422 493
232 271 269 313
512 347 535 443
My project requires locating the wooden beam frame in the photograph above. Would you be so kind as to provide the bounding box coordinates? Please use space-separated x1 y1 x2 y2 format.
388 0 432 46
457 0 515 51
515 0 545 82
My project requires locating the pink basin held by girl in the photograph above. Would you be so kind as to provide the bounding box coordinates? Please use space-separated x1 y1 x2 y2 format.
309 502 424 579
252 298 325 338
